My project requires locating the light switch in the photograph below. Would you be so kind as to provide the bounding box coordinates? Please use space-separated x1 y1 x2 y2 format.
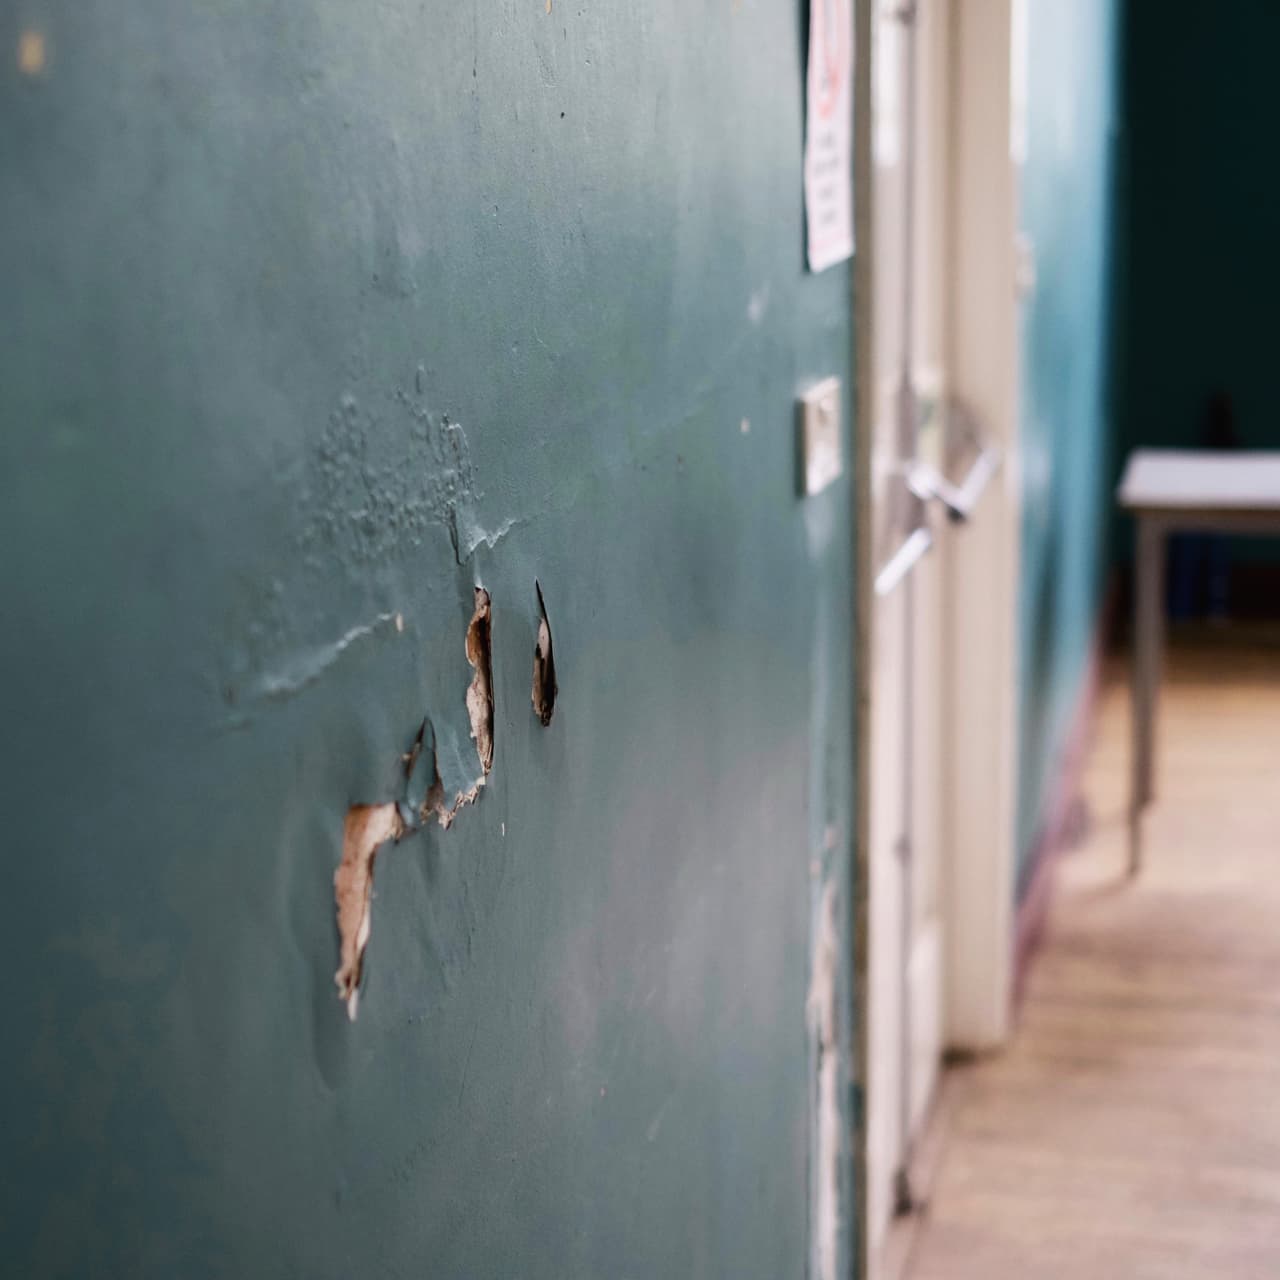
800 377 843 496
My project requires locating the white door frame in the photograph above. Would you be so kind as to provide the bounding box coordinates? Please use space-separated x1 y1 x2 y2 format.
850 5 875 1278
938 0 1020 1054
851 6 874 1279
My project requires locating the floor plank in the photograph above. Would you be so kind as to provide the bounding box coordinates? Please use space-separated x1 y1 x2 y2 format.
904 629 1280 1279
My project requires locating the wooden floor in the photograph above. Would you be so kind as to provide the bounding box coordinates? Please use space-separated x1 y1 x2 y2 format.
904 628 1280 1279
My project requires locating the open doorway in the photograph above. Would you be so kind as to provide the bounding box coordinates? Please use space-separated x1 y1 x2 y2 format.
859 0 1022 1269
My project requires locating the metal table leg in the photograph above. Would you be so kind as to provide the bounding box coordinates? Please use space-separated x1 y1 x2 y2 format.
1130 514 1165 874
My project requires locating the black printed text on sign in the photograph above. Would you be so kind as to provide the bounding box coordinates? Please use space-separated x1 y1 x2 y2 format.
804 0 854 272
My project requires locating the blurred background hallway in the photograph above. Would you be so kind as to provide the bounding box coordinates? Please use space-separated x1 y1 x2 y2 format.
893 629 1280 1278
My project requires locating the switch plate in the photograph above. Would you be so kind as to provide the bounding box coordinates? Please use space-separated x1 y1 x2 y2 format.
800 377 843 496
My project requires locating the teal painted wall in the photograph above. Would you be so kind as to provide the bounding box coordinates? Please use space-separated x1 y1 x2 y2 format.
1111 0 1280 569
1016 0 1122 883
1 4 858 1276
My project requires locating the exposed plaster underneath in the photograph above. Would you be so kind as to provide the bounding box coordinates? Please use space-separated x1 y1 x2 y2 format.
334 803 405 1021
465 587 494 773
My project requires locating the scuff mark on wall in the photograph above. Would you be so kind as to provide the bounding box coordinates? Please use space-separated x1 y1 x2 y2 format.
245 612 402 704
334 803 405 1021
747 283 771 325
808 877 841 1280
531 580 558 726
465 587 494 772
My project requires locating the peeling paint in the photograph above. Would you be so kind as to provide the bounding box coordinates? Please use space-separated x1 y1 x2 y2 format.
465 587 494 772
421 757 485 832
429 778 485 829
531 580 557 726
334 735 484 1020
334 592 495 1019
334 803 404 1021
454 513 525 564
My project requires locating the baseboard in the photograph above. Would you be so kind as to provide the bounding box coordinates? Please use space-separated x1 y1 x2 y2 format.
870 1059 975 1280
1011 575 1120 1011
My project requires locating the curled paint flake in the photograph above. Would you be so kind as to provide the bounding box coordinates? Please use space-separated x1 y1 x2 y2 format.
531 580 558 726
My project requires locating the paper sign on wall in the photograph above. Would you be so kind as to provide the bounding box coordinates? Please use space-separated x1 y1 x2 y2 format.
804 0 854 272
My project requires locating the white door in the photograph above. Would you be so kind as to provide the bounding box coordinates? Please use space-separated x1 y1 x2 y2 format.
862 0 1023 1266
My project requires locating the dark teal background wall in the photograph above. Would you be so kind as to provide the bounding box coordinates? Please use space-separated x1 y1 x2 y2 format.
1 4 857 1275
1016 0 1122 883
1111 0 1280 570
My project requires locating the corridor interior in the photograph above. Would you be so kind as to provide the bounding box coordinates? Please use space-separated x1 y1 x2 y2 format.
897 627 1280 1278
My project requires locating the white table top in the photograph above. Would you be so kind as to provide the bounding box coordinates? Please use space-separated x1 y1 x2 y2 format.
1118 449 1280 513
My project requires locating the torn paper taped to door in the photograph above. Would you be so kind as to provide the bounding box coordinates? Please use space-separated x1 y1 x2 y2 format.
804 0 854 272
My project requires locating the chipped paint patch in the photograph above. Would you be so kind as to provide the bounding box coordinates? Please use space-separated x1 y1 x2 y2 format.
531 580 558 726
334 803 404 1021
808 877 841 1280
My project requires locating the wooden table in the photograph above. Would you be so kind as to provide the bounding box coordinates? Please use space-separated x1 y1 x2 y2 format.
1118 449 1280 870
